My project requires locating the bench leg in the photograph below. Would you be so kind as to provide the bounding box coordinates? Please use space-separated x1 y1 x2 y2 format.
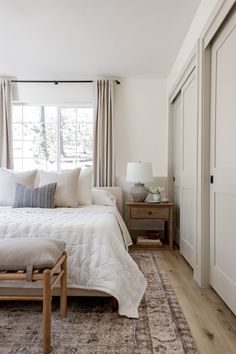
43 269 52 354
60 255 67 318
112 297 118 312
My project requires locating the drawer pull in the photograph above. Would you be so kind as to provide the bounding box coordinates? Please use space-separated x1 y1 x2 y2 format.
147 210 153 215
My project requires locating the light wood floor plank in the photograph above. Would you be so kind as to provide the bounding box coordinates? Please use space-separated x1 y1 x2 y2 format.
157 250 236 354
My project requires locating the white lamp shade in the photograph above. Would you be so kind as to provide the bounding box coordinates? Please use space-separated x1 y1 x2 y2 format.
126 162 153 183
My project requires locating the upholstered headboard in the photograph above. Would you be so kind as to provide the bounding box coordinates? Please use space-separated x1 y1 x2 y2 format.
95 187 123 215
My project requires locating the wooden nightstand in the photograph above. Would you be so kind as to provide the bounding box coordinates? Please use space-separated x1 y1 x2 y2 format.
126 202 174 249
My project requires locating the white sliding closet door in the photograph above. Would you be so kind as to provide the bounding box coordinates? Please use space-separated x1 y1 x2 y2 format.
173 69 197 268
173 94 182 246
180 71 197 268
210 8 236 315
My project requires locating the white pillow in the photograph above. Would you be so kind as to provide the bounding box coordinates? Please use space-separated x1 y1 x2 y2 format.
0 168 37 206
77 167 93 205
92 189 116 206
38 168 81 207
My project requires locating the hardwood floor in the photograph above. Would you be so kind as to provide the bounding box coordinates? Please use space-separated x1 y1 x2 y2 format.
158 250 236 354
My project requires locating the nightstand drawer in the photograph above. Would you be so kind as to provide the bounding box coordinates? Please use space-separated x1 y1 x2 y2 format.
130 206 169 219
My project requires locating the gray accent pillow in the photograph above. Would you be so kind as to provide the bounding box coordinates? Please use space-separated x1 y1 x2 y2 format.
13 182 57 208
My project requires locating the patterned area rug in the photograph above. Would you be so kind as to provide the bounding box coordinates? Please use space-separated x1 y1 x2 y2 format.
0 251 198 354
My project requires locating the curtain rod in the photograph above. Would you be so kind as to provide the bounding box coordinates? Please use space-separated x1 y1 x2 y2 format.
11 79 120 85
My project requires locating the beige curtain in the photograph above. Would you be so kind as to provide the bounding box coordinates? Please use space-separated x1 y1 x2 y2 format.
93 80 115 186
0 79 13 169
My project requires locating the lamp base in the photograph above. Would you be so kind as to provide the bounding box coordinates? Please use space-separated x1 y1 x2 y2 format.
130 183 148 202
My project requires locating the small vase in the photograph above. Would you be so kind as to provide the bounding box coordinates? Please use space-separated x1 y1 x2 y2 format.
152 193 161 202
146 192 161 203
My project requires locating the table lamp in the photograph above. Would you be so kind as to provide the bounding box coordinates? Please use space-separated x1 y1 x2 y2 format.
126 162 153 202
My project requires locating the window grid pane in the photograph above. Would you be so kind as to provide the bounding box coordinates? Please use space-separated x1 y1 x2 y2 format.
12 105 93 171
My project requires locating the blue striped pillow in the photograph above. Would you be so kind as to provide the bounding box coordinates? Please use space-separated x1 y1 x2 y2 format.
13 183 57 208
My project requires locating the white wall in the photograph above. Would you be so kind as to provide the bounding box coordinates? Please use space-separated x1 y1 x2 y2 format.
114 78 167 179
167 0 219 92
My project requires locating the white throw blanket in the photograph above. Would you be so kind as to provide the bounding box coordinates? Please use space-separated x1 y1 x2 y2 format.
0 205 147 318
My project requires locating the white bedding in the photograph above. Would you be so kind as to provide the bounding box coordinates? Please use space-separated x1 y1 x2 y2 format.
0 205 147 318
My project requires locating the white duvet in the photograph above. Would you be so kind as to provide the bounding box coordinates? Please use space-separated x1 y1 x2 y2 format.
0 205 147 318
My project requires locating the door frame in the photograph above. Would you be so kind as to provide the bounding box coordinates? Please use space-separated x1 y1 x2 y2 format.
172 92 182 247
168 0 236 287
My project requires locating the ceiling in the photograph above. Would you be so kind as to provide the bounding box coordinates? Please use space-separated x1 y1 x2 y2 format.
0 0 200 79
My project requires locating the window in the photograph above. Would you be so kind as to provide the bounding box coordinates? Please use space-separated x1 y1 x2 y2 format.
12 105 93 172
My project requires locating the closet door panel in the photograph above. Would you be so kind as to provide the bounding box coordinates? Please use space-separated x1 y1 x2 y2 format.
210 7 236 314
173 95 182 245
214 194 236 284
180 72 197 268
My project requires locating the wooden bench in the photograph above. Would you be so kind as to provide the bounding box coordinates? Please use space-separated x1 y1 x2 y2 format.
0 239 68 354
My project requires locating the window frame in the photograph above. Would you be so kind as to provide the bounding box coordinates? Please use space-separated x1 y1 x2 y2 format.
12 102 94 172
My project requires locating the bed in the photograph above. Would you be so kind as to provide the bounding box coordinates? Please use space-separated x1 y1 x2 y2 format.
0 187 147 318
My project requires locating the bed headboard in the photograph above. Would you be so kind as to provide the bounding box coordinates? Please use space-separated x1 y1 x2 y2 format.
95 187 123 215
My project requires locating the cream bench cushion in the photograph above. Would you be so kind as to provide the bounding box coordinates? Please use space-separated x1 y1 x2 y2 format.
0 238 66 271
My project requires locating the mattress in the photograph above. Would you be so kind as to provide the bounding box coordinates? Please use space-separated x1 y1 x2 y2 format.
0 205 147 318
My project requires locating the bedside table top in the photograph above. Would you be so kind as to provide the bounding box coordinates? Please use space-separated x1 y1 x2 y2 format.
126 201 174 206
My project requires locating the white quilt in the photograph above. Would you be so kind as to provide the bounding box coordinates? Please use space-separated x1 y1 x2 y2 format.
0 205 147 318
